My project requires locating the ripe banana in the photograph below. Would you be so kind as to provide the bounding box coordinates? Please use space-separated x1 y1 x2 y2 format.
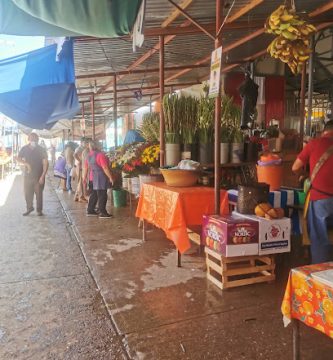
265 5 317 75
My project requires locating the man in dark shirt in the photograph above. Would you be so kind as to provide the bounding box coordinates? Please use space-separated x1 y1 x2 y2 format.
17 133 49 216
292 120 333 263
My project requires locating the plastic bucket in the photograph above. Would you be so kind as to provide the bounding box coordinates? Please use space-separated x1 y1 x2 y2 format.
220 143 229 164
112 189 127 208
257 165 283 191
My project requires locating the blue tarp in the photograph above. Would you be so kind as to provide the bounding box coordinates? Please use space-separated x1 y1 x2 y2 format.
123 130 145 145
0 39 79 129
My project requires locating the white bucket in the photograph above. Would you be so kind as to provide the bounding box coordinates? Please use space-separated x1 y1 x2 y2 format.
165 143 181 167
130 177 140 195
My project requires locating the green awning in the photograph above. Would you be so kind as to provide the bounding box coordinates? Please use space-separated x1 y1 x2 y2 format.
0 0 142 37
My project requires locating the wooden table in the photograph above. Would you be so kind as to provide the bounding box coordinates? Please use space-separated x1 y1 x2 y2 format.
282 263 333 360
136 182 229 266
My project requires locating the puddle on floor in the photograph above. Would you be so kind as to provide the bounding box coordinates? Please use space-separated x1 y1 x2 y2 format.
141 251 205 292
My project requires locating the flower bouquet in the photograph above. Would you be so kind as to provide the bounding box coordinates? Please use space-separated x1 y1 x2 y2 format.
141 144 160 173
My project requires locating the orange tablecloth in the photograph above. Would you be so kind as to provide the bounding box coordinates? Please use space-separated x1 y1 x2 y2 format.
282 263 333 339
136 183 229 254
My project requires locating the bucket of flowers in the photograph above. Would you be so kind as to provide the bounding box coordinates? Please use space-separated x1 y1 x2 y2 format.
139 144 163 188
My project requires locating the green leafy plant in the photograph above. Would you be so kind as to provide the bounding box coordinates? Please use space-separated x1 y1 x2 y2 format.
138 112 160 143
220 95 242 143
163 93 180 143
198 93 215 143
180 96 198 144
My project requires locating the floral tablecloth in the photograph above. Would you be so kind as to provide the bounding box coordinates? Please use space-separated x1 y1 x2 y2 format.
136 183 229 254
282 262 333 339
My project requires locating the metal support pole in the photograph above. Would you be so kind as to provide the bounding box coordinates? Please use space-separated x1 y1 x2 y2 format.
91 95 96 140
299 64 307 145
214 0 223 215
306 35 315 136
62 129 65 150
159 35 165 167
113 75 118 148
71 120 75 141
82 103 86 137
292 319 300 360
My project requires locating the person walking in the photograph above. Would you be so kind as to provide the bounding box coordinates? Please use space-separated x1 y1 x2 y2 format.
74 137 89 202
292 120 333 263
83 140 114 219
17 132 49 216
64 143 74 192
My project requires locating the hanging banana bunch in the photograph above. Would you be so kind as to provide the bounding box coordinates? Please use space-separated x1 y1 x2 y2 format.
265 4 316 74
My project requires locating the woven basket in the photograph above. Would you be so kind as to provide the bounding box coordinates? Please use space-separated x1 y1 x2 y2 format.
160 169 200 187
237 183 269 214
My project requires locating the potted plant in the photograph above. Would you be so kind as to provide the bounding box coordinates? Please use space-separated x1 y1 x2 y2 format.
163 93 181 166
197 89 214 164
220 125 231 164
138 112 160 143
230 128 244 163
180 96 198 160
139 144 163 188
220 95 242 164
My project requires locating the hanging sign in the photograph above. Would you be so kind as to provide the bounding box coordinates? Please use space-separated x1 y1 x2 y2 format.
208 46 222 98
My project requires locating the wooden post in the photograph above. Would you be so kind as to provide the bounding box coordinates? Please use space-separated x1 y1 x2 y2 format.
214 0 223 215
91 95 95 140
299 64 307 145
159 35 165 167
306 35 315 136
113 75 118 148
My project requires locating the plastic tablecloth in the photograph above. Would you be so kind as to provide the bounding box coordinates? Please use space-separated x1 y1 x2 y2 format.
282 263 333 339
136 183 229 254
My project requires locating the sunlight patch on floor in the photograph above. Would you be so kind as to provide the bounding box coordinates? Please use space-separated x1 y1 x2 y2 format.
0 172 19 207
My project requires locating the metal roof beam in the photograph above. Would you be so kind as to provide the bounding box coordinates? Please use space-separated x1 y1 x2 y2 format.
77 81 201 97
166 6 333 83
309 2 333 18
95 0 194 95
166 0 215 40
76 64 209 80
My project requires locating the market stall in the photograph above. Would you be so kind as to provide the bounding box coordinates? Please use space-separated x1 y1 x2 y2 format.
136 182 229 266
282 263 333 360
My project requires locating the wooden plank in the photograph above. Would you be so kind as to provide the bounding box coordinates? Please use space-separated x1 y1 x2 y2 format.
187 228 201 245
207 273 223 290
223 264 274 277
206 259 223 274
223 274 275 289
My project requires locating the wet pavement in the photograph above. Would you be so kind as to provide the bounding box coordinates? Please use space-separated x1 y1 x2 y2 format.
1 172 333 359
0 173 127 360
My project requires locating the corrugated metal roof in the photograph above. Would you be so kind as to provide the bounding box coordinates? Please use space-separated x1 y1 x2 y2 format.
72 0 333 123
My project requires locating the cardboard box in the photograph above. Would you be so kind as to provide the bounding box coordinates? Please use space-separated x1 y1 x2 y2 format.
233 211 291 255
202 215 259 257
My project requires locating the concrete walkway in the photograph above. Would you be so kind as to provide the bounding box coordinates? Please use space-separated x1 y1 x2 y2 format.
0 173 127 360
1 173 333 359
51 176 333 359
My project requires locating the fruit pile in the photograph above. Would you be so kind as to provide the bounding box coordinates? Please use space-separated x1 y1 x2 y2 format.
255 203 285 220
265 5 316 74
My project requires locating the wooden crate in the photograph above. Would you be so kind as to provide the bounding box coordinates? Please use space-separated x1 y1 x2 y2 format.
187 226 202 246
205 247 275 290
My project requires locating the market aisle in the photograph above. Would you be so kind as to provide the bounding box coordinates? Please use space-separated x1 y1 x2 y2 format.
53 178 333 359
0 172 127 360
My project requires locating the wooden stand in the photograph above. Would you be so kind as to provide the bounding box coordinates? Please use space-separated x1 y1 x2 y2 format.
205 247 275 290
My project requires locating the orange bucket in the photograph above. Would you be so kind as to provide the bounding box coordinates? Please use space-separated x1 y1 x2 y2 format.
256 165 283 191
